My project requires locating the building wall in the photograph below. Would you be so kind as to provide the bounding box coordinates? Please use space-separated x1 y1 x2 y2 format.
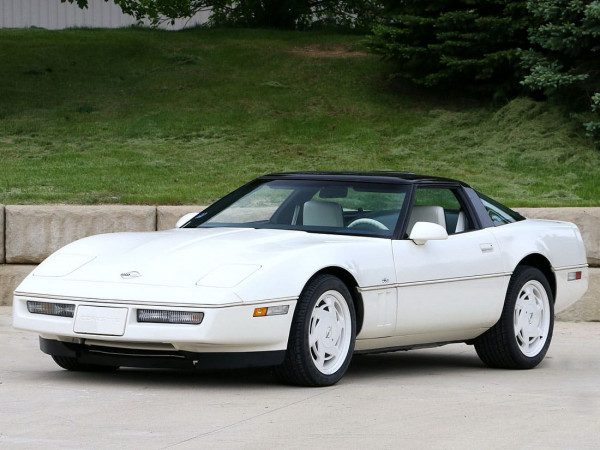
0 0 209 30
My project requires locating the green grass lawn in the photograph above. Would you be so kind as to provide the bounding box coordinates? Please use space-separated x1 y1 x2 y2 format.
0 27 598 206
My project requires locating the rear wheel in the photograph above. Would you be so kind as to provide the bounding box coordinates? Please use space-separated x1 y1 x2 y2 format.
52 355 118 372
475 266 554 369
276 274 356 386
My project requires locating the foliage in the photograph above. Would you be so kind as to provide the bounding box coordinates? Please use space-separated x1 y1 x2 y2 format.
1 28 598 206
366 1 531 96
521 0 600 144
63 0 383 29
210 0 383 29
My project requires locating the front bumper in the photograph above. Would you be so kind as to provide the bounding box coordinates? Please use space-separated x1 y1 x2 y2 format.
13 294 296 354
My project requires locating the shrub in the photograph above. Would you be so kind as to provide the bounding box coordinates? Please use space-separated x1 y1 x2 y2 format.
367 1 531 96
521 0 600 144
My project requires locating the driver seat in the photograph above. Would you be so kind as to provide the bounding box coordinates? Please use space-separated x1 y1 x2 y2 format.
303 200 343 227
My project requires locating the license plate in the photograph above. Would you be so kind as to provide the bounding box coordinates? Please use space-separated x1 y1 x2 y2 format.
74 306 128 336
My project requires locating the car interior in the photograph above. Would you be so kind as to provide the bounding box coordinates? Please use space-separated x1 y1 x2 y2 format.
299 188 471 237
200 182 472 238
405 188 471 236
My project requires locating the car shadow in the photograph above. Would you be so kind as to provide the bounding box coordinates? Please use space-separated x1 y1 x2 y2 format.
33 346 485 388
347 349 484 378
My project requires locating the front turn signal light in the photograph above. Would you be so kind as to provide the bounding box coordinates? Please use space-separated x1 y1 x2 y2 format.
253 305 289 317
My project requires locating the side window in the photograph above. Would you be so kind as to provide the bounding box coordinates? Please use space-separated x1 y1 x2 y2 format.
311 186 407 232
407 187 473 235
477 192 523 226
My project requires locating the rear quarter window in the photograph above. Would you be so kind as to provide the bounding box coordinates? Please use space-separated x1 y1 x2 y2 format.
477 192 525 226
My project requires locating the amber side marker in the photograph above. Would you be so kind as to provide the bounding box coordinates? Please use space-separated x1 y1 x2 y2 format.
253 305 290 317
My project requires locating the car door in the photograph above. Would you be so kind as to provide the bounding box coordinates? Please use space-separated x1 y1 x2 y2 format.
392 185 508 338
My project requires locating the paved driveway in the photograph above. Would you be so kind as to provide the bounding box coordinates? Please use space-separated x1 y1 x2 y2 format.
1 307 598 449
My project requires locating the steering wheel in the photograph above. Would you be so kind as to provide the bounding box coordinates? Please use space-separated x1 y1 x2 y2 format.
347 218 389 231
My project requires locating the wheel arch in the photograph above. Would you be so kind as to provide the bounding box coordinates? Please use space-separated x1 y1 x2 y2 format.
306 266 364 335
514 253 556 301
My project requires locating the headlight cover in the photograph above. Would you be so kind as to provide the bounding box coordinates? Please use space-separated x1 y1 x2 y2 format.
196 264 261 288
33 253 96 277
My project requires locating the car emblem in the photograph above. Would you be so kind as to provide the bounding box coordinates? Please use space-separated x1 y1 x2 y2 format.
121 271 141 279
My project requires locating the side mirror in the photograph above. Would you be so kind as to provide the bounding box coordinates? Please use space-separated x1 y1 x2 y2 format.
176 212 199 228
409 222 448 245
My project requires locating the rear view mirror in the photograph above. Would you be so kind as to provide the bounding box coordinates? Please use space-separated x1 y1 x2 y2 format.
176 212 199 228
318 186 348 198
409 222 448 245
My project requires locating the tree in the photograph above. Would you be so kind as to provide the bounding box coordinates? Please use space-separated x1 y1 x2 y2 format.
521 0 600 143
63 0 382 29
367 1 531 96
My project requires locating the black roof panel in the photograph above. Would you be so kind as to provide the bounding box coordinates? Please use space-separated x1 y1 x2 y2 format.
261 171 469 187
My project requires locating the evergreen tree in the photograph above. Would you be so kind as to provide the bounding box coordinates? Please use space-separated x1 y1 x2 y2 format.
367 1 531 95
521 0 600 143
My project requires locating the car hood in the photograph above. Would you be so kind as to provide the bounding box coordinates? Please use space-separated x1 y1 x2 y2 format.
34 228 345 286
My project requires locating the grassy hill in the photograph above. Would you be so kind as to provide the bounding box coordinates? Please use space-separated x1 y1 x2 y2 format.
0 27 598 206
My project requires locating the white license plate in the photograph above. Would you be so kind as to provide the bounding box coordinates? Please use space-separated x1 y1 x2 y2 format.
74 306 128 336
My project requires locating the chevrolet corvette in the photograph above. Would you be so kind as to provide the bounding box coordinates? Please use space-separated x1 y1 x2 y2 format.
13 172 589 386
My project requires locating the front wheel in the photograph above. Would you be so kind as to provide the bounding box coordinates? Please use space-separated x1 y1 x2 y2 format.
276 274 356 386
474 266 554 369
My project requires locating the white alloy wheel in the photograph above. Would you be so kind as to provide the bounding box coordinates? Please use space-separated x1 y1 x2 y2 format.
308 289 352 375
513 280 551 357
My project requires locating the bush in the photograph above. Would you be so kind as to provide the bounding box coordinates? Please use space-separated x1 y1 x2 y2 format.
521 0 600 144
65 0 382 30
367 1 531 96
210 0 382 29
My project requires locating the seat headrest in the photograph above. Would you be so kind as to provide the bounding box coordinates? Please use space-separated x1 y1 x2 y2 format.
407 205 446 234
455 211 466 233
303 200 343 228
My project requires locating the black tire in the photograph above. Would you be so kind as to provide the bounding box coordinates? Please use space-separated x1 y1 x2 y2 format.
52 355 118 372
474 266 554 369
276 274 356 387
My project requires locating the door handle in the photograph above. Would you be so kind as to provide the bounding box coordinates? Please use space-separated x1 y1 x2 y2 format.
480 243 494 253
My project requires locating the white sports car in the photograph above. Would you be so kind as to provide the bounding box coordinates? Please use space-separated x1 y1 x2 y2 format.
13 172 589 386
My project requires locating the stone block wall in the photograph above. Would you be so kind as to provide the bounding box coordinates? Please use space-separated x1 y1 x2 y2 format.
0 204 598 320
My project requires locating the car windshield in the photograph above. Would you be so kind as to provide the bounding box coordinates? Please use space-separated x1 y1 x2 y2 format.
185 179 410 238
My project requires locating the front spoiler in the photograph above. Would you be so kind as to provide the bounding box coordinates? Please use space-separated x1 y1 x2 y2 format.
40 337 286 370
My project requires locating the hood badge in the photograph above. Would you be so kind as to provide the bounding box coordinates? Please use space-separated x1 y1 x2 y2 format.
121 271 142 279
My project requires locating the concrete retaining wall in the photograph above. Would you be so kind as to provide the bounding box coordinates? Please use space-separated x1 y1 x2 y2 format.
0 205 4 264
0 265 36 306
0 204 597 265
157 205 205 231
0 205 599 321
5 205 158 264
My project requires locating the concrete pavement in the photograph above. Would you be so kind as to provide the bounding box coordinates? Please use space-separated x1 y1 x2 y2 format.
1 306 599 449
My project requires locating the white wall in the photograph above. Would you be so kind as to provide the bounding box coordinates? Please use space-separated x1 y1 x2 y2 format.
0 0 209 30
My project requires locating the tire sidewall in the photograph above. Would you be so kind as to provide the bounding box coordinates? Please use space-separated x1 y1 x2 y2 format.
505 266 554 368
296 275 356 386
